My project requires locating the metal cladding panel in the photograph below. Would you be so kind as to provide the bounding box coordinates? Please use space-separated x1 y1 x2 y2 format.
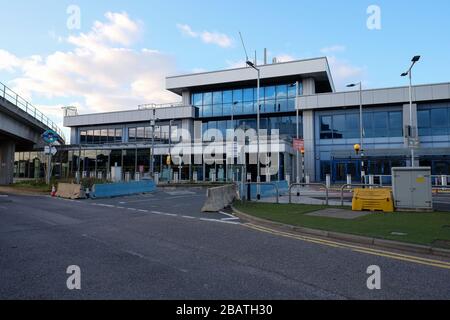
391 167 432 210
64 106 196 127
166 58 332 93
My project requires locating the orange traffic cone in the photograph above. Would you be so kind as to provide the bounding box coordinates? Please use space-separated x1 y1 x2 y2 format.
51 185 56 197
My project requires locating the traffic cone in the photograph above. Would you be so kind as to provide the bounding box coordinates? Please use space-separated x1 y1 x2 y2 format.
51 185 56 197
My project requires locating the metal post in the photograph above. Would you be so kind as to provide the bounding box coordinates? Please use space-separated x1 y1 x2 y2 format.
359 82 365 184
169 120 173 181
296 81 300 185
150 109 155 177
409 70 414 167
256 69 261 199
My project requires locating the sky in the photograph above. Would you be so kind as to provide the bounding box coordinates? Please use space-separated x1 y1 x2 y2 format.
1 0 449 140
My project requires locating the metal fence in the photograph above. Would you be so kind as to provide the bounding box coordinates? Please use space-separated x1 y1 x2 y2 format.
288 183 329 205
1 81 65 142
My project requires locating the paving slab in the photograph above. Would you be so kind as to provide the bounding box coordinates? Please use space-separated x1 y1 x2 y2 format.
305 208 374 219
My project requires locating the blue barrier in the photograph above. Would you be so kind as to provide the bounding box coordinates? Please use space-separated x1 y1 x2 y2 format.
239 180 289 199
91 180 156 198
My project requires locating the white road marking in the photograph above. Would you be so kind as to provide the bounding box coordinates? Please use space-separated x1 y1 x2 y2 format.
218 211 237 219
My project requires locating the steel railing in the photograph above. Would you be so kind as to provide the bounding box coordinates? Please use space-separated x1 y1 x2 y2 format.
340 183 389 206
244 182 279 203
0 81 65 142
289 183 329 205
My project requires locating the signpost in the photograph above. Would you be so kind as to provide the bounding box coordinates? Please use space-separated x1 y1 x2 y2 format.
293 139 304 189
42 130 58 185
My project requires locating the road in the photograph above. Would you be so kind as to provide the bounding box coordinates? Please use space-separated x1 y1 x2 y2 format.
0 188 450 299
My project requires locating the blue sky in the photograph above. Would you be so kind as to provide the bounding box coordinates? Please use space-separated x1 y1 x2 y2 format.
1 0 449 137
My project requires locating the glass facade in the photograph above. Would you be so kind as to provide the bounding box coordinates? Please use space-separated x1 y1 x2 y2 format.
192 83 303 118
201 115 302 141
320 110 403 140
80 128 122 144
418 103 450 136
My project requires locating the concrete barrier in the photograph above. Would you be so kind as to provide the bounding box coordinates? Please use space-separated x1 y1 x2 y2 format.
90 180 156 198
202 184 238 212
56 183 86 199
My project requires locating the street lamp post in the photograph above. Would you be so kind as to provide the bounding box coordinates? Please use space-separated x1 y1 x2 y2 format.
168 119 174 181
246 60 261 200
401 55 421 167
347 82 364 183
150 109 156 178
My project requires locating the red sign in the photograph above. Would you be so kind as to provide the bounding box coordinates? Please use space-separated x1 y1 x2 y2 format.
293 139 304 152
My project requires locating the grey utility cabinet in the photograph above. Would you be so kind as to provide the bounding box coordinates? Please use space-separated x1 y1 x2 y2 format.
391 167 432 211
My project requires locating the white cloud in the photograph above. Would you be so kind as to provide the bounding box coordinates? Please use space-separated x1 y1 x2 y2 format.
275 54 296 63
1 11 179 130
320 45 346 54
0 50 22 72
176 23 233 48
327 56 365 90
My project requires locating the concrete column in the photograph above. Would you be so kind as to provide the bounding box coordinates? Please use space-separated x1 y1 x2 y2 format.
182 91 191 106
0 141 15 185
302 78 316 95
302 110 316 181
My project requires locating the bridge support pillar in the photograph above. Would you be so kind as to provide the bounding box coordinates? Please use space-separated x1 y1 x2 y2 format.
0 140 15 185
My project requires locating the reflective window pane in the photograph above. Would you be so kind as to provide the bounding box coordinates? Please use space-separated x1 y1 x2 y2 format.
223 90 232 104
332 115 345 139
243 88 253 102
213 91 222 105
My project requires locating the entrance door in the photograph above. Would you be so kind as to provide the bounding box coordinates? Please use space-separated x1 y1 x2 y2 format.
332 160 360 183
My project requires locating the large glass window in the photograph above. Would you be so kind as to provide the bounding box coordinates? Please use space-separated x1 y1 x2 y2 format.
373 112 388 137
332 115 346 139
320 109 403 140
418 104 450 136
80 130 87 144
346 114 359 139
431 108 448 135
388 111 402 137
320 116 333 139
194 82 304 117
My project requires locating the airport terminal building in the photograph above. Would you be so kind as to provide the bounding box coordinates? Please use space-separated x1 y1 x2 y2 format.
13 57 450 183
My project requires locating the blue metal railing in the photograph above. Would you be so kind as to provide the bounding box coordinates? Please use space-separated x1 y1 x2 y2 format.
0 81 65 143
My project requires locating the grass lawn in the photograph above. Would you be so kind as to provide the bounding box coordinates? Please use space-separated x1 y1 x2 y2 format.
11 180 52 193
234 202 450 249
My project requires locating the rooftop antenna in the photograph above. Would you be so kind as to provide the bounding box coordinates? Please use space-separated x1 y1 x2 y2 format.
238 31 249 66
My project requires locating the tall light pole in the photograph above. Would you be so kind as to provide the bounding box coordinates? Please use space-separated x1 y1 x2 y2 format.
246 60 261 199
347 82 364 183
401 55 421 167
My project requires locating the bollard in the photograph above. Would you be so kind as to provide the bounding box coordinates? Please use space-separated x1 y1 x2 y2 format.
173 172 179 183
369 175 374 188
154 172 159 185
193 171 198 182
326 174 331 189
125 172 130 182
346 174 352 186
305 175 310 184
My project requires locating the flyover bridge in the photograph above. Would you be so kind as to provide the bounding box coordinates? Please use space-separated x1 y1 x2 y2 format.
0 81 65 184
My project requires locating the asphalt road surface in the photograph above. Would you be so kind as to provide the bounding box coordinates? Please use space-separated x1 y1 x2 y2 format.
1 188 450 299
